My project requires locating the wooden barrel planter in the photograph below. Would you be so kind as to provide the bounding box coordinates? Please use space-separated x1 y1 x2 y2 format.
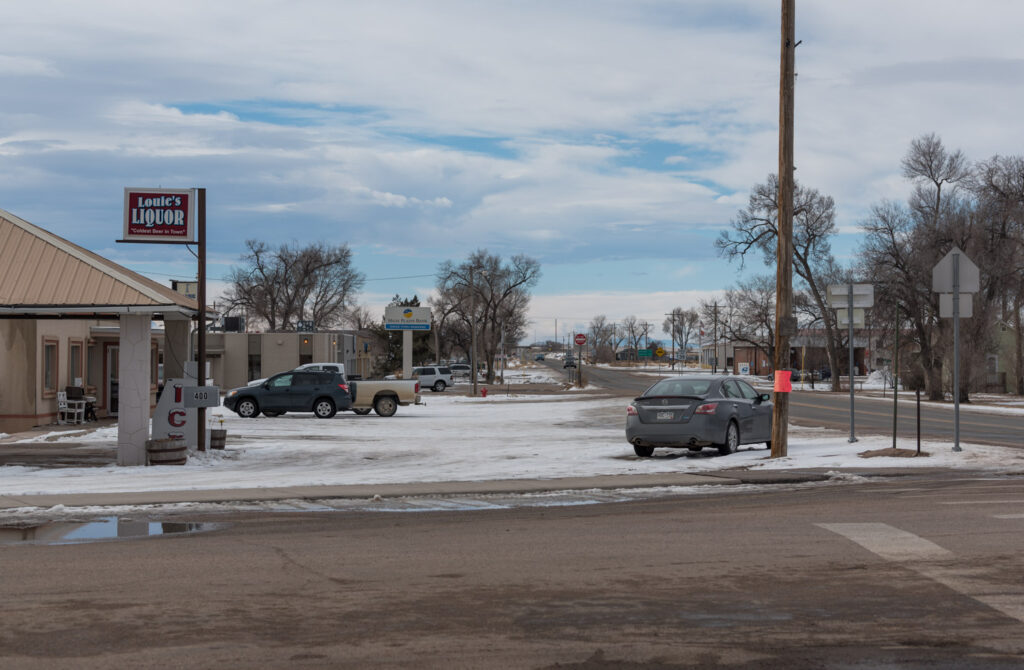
146 438 188 466
209 429 227 450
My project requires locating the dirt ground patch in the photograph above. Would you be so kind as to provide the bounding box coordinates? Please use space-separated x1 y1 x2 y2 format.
859 447 930 458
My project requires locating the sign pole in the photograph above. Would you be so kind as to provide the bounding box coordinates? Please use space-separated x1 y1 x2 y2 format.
892 303 899 449
953 253 962 452
197 188 207 451
847 283 857 443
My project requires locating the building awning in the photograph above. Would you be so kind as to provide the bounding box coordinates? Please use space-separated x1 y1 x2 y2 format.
0 208 197 319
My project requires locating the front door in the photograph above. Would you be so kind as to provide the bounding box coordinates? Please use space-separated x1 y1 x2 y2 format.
261 373 295 412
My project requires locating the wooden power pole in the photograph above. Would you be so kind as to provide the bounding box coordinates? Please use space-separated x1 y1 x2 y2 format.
772 0 796 458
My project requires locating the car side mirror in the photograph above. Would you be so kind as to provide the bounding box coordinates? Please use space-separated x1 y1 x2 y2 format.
756 393 771 404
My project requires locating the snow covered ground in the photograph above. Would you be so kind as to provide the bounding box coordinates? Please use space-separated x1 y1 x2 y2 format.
3 391 1023 499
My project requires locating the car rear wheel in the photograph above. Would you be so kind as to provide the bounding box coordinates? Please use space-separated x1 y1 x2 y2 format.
633 444 654 457
353 408 372 415
717 421 740 456
374 395 397 417
237 398 259 418
313 398 336 419
432 380 446 392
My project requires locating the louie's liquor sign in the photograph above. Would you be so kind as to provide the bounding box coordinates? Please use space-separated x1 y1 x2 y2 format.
121 187 195 243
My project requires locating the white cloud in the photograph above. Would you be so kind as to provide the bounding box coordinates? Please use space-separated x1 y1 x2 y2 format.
2 0 1024 336
0 55 60 77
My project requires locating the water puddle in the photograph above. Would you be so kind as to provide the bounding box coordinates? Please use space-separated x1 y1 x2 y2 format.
0 517 219 545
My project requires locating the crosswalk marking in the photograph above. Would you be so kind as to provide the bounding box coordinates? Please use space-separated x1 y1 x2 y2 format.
816 522 952 561
939 500 1024 505
819 522 1024 625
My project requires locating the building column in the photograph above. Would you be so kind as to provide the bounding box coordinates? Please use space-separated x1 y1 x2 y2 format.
117 313 152 466
163 313 190 380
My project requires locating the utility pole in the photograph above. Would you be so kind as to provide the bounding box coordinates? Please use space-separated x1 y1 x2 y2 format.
772 0 796 459
712 303 719 374
470 266 478 397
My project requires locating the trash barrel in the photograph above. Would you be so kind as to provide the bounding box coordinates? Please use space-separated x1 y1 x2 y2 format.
146 438 188 466
209 429 227 450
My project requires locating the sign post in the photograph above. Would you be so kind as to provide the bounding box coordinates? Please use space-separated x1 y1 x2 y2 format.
828 284 874 443
118 188 205 457
933 246 980 453
385 306 432 381
574 333 587 387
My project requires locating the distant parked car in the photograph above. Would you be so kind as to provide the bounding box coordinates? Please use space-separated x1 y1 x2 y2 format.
449 363 472 379
535 354 545 361
626 375 772 457
768 368 803 382
225 371 352 418
563 355 576 369
412 366 455 392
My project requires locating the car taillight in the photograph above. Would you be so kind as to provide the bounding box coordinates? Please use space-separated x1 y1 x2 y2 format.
415 382 420 393
694 402 718 415
338 384 350 392
626 405 638 416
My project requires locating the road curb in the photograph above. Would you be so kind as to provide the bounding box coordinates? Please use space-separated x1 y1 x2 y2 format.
0 469 898 511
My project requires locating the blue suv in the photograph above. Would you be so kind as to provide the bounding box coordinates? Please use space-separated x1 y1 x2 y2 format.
224 371 352 419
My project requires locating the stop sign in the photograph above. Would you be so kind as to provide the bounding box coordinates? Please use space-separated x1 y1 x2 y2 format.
574 333 587 346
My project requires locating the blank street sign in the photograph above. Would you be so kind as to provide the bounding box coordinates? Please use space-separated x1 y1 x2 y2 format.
828 284 874 308
939 293 973 319
836 308 865 326
932 246 980 294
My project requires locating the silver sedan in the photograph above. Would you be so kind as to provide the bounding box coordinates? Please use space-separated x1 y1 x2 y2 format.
625 375 772 457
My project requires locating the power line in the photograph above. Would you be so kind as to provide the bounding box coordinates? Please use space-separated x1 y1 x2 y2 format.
131 269 437 283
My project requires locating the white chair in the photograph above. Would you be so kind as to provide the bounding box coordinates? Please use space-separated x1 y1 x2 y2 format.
57 391 85 425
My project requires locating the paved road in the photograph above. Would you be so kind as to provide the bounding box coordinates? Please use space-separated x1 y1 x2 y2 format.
555 362 1023 448
4 475 1024 668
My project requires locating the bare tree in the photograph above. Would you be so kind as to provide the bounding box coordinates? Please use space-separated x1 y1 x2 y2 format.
436 250 541 383
715 176 844 389
902 132 970 224
588 315 617 363
224 240 364 332
621 315 643 360
972 154 1024 394
662 307 699 366
344 305 376 331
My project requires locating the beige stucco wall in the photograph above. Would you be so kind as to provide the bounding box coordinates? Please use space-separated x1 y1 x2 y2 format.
218 332 250 390
0 320 37 433
209 332 346 391
0 319 165 435
1 319 98 433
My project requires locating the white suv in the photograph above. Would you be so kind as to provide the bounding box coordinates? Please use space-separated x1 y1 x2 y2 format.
413 366 455 392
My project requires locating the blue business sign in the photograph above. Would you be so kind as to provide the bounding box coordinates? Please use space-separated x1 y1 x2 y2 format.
384 305 432 331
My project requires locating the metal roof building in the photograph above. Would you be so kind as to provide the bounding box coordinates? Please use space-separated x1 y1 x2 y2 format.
0 208 198 465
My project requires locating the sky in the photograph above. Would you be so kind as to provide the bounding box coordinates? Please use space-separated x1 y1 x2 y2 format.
2 1 1023 344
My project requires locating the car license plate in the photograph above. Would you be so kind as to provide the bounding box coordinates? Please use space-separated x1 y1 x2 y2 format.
657 411 673 421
